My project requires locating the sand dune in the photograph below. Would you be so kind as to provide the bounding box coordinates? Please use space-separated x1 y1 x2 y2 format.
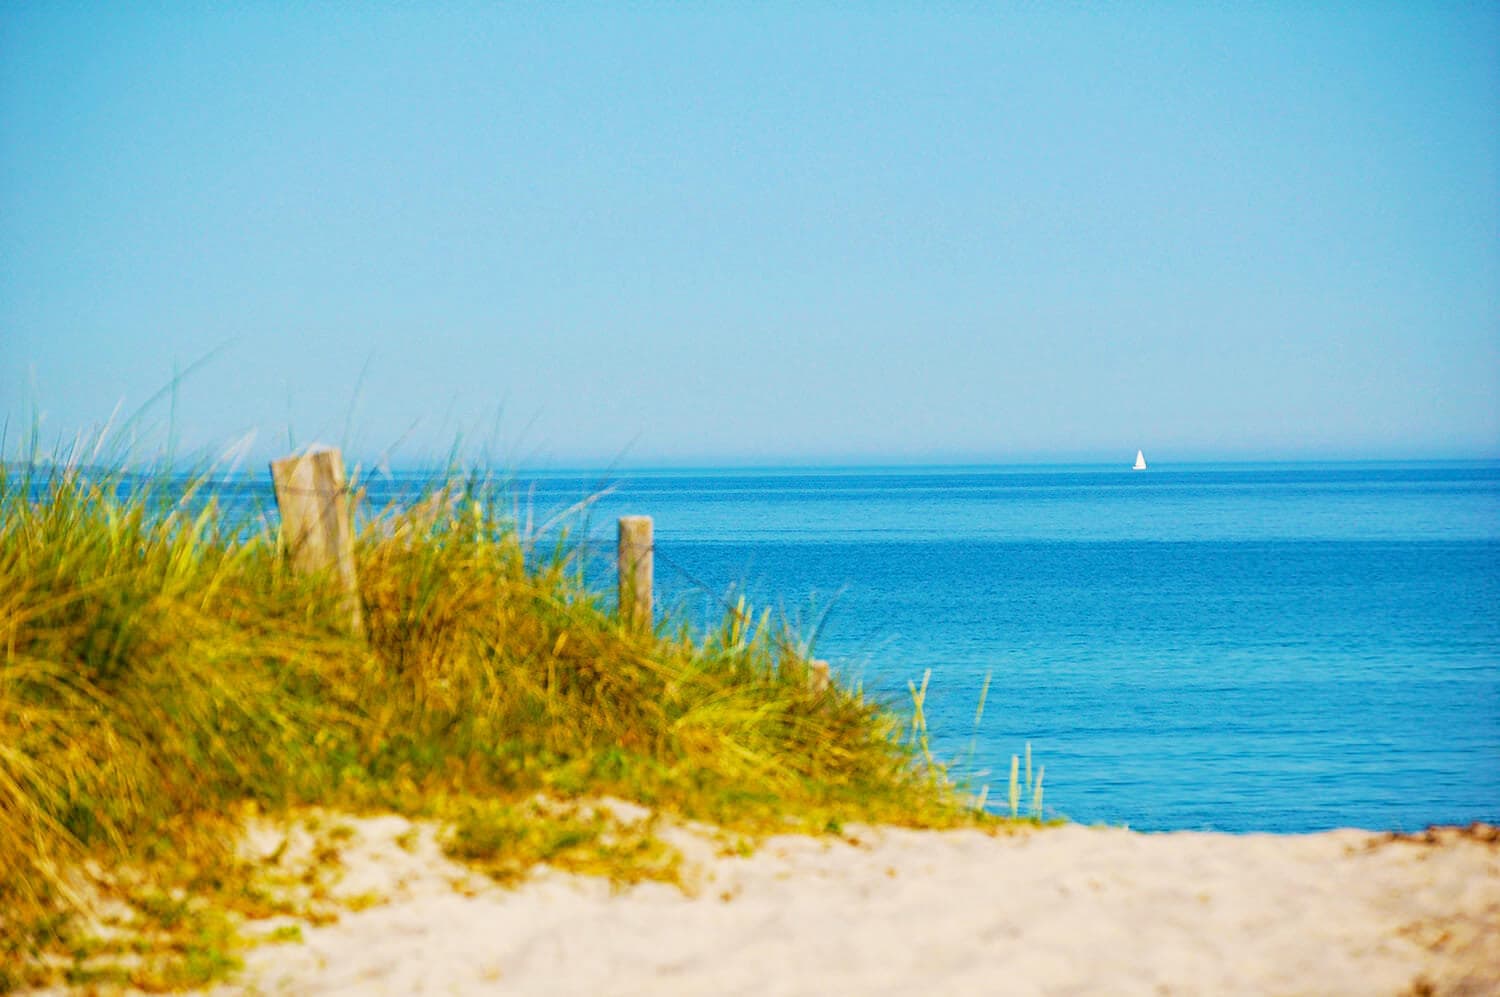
212 811 1499 996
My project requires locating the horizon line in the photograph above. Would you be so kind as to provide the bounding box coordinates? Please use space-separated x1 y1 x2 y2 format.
9 454 1500 478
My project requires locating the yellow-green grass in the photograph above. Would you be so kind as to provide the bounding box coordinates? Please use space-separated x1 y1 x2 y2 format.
0 458 1001 991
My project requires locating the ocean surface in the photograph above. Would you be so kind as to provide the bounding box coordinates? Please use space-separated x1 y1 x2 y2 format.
512 461 1500 834
180 461 1500 833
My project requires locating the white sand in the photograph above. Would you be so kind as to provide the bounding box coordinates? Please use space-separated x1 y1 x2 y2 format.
211 810 1500 997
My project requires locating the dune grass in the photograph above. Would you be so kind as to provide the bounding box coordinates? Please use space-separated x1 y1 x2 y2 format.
0 456 994 991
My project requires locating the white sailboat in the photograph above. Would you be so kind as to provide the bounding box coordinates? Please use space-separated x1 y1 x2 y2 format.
1132 449 1148 471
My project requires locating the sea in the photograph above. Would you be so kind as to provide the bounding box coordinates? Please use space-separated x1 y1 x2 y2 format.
188 460 1500 833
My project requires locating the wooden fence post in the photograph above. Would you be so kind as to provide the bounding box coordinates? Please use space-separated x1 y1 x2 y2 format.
809 659 831 695
271 445 363 635
617 515 653 629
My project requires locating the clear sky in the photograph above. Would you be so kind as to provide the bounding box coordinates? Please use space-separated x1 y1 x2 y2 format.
2 3 1497 467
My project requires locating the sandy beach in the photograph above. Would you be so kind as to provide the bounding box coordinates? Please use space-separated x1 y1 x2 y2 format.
199 808 1500 996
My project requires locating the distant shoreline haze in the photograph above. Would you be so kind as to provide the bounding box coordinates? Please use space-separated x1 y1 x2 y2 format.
28 455 1500 478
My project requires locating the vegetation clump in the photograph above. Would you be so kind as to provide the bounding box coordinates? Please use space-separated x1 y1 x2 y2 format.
0 457 982 990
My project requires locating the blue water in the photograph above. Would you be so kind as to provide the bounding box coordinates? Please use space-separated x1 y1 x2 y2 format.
510 462 1500 834
125 460 1500 833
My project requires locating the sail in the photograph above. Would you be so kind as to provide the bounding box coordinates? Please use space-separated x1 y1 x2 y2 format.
1133 450 1147 470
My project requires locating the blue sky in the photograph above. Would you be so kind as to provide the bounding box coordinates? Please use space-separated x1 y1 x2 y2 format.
2 3 1496 467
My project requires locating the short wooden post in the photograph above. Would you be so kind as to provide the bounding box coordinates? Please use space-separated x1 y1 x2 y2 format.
809 659 831 695
271 445 363 635
617 515 653 629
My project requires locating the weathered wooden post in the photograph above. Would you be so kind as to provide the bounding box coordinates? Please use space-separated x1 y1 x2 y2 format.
617 515 653 629
271 445 363 635
809 659 831 695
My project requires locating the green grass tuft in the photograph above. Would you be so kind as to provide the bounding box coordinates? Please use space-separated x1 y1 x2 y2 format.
0 456 993 990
